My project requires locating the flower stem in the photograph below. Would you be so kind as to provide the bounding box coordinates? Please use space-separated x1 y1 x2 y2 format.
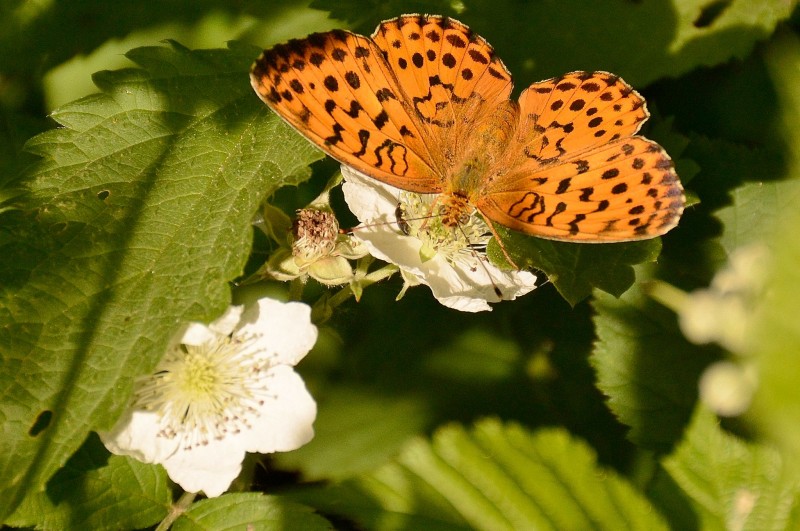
156 491 196 530
288 277 305 301
644 280 688 313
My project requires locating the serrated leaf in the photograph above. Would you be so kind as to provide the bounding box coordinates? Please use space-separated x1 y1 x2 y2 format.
0 41 322 518
501 233 662 306
6 434 170 530
172 493 332 531
591 281 719 451
662 407 799 530
683 135 785 211
289 419 668 531
312 1 792 86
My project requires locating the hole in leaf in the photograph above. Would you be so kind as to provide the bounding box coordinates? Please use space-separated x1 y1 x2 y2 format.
694 0 732 28
29 410 52 436
97 190 110 200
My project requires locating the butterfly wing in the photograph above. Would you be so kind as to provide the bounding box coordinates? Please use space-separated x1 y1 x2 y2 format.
477 71 684 241
250 15 514 193
371 16 513 132
251 28 441 192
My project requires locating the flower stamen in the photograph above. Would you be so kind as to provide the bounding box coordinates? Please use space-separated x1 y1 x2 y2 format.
133 332 277 450
292 208 339 262
397 191 491 268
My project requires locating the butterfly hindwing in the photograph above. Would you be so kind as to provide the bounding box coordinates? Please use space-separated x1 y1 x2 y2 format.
479 136 684 241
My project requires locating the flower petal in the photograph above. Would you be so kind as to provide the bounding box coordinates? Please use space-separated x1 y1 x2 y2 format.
98 410 180 464
161 440 247 497
242 365 317 453
237 298 318 365
101 297 320 498
181 305 244 346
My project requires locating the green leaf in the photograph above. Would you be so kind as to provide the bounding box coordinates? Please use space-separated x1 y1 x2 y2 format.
746 28 800 462
0 41 322 518
312 1 793 86
749 179 800 461
289 419 668 531
6 435 170 530
661 407 800 530
172 493 332 531
501 234 662 306
683 135 785 212
591 281 719 452
310 0 453 32
765 29 800 167
715 180 800 254
274 387 432 481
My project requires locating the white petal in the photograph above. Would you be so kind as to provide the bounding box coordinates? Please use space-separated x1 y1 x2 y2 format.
100 409 244 497
341 165 398 221
423 256 537 312
181 306 243 346
99 410 180 464
242 365 317 453
161 439 247 497
236 298 318 366
180 323 216 346
208 305 244 336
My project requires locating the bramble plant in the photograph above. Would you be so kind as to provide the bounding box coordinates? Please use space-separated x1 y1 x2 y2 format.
2 1 800 529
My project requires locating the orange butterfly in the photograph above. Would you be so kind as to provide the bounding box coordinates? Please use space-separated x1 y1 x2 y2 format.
250 14 684 256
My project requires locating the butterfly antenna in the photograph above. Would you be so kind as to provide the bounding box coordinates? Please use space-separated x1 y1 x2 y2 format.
341 207 442 235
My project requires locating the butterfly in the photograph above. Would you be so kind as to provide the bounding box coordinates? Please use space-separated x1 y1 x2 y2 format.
250 14 684 260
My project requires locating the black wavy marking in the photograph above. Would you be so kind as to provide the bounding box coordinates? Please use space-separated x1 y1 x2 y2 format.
411 75 469 127
508 191 546 222
374 139 409 175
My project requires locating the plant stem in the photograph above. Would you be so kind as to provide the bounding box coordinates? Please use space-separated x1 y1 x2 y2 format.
156 491 196 530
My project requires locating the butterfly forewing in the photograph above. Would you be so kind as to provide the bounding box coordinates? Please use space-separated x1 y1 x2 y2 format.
251 28 441 192
516 71 649 164
371 16 513 133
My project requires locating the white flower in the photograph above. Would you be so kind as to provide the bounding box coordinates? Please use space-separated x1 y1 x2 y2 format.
677 244 769 416
99 298 317 497
698 361 758 417
341 165 537 312
679 244 768 354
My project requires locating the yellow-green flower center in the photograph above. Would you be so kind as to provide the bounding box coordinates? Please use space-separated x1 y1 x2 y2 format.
133 334 274 449
396 192 491 266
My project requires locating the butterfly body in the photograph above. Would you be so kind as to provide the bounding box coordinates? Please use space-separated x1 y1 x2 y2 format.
251 14 684 245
